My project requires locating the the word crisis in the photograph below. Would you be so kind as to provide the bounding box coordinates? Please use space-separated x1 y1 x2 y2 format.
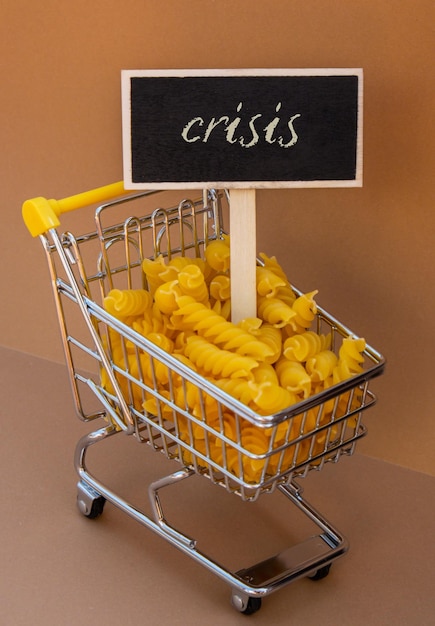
181 102 301 148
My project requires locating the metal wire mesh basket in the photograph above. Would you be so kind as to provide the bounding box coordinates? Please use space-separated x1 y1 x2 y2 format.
37 187 385 502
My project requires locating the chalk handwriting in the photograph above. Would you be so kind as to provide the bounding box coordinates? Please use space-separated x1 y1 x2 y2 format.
181 102 301 148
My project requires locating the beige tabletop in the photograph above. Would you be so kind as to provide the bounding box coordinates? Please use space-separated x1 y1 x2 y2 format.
1 346 434 625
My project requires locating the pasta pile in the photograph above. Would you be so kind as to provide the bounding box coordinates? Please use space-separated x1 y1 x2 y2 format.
101 237 366 484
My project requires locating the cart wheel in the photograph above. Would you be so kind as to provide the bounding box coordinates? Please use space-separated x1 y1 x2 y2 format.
241 597 262 615
308 564 331 581
231 592 262 615
76 481 106 519
81 496 106 519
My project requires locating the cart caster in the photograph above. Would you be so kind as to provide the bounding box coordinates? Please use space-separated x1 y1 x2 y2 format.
231 592 262 615
76 481 106 519
307 563 331 581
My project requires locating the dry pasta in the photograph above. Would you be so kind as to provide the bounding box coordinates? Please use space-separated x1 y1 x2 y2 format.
142 256 168 294
274 358 312 399
283 331 330 362
248 381 297 415
214 377 254 406
177 264 210 305
338 337 366 375
204 238 231 272
211 298 232 320
306 350 338 382
288 290 318 333
209 274 231 301
258 252 290 284
103 288 153 319
172 296 274 361
256 266 287 298
100 242 368 485
153 280 183 315
257 295 297 327
183 335 259 379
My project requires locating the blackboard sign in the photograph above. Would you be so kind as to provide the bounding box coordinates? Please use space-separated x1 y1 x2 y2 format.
122 68 363 189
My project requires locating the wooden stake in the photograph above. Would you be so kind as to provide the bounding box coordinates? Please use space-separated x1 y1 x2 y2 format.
229 189 257 323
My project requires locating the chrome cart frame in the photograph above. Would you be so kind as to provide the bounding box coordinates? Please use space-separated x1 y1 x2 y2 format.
23 185 385 614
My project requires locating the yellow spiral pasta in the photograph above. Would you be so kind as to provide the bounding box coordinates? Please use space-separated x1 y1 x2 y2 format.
179 385 219 421
237 318 282 365
275 358 312 399
155 303 179 337
217 412 239 442
211 298 232 320
214 377 254 406
268 416 316 475
258 252 290 284
183 335 258 379
274 286 297 308
258 253 297 308
235 318 262 342
306 350 338 382
215 425 269 483
254 323 283 364
103 288 153 319
233 426 270 483
252 361 280 385
99 242 369 486
204 238 231 272
248 381 298 415
209 273 231 301
153 257 206 287
283 330 330 362
142 389 175 420
135 350 170 388
172 297 274 361
102 347 149 411
146 331 174 354
330 338 367 419
142 256 169 294
191 410 237 447
257 295 297 328
100 346 128 401
153 280 183 315
171 329 195 352
338 337 366 374
256 266 287 298
177 264 210 305
288 290 318 333
169 255 206 273
215 364 295 415
131 317 154 339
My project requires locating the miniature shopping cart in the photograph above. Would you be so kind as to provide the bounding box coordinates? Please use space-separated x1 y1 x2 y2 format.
23 183 385 614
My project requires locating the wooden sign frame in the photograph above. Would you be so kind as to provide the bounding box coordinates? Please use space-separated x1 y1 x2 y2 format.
122 68 363 190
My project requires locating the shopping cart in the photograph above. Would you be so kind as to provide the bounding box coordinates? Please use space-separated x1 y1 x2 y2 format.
23 183 385 614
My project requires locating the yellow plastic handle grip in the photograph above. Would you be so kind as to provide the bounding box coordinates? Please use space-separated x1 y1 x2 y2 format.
22 181 126 237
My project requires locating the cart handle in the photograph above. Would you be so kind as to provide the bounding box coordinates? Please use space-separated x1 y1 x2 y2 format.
22 181 127 237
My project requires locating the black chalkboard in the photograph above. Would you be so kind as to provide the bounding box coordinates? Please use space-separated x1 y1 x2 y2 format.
122 69 362 189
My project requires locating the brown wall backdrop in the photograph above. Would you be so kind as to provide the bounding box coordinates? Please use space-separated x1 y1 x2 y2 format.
1 0 434 475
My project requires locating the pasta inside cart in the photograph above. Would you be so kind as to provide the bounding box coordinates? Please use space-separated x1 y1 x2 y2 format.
22 183 385 615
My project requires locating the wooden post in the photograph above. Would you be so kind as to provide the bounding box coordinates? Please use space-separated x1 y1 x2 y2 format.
229 189 257 323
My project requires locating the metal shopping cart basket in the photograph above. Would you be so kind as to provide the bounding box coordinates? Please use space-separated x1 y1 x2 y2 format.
23 183 385 615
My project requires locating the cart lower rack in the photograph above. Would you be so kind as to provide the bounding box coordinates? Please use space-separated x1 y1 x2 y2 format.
23 185 385 614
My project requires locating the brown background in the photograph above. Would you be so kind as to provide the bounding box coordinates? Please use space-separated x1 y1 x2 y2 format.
1 0 434 478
